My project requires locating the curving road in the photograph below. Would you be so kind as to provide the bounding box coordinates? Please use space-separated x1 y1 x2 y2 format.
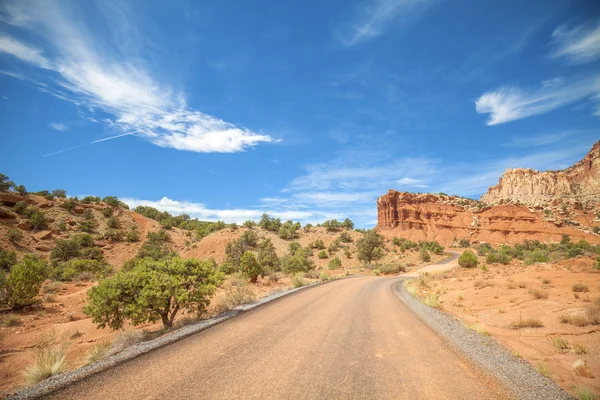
45 265 510 399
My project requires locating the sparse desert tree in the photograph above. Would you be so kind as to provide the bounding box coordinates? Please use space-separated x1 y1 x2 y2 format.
341 218 354 230
356 230 385 264
0 174 15 191
4 255 48 308
14 184 27 196
85 257 224 329
257 238 279 271
51 189 67 198
239 252 262 283
458 250 478 268
51 239 82 262
243 220 257 229
259 213 282 232
280 248 315 273
339 231 353 243
29 209 48 231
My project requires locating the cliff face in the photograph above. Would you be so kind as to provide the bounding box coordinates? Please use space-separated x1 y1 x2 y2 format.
376 190 600 245
481 141 600 206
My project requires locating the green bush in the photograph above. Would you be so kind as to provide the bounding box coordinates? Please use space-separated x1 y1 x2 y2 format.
240 230 259 247
328 256 342 269
0 173 14 191
81 196 100 204
81 208 94 221
52 259 113 281
14 201 28 214
486 251 511 265
259 213 282 232
257 238 279 271
106 216 120 229
14 185 27 196
477 243 493 256
356 230 385 264
243 220 257 229
318 250 328 259
303 223 313 232
322 219 342 232
341 218 354 230
61 198 77 212
3 255 48 308
327 240 340 255
278 220 300 239
104 229 124 242
458 250 478 268
239 252 262 283
74 233 94 248
78 219 97 233
458 239 471 247
392 237 401 246
420 248 431 262
102 207 113 218
379 264 406 274
7 229 23 242
84 257 224 329
57 219 67 231
126 228 140 242
52 189 67 198
0 249 17 271
51 239 81 262
524 249 549 265
80 247 105 261
339 231 353 243
280 248 314 273
29 209 48 231
137 230 174 260
310 239 325 250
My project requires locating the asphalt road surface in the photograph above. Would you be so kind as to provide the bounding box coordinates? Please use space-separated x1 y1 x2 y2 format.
46 271 511 399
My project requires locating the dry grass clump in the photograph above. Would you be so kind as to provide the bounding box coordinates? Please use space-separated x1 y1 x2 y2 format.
511 315 544 329
536 362 551 378
85 330 146 365
468 322 488 335
574 343 587 355
24 331 69 385
586 299 600 325
41 281 62 294
2 313 21 327
574 386 597 400
549 336 569 353
529 288 548 299
473 279 494 289
290 273 307 288
85 340 112 364
423 294 441 309
559 313 589 327
572 283 589 293
214 278 256 314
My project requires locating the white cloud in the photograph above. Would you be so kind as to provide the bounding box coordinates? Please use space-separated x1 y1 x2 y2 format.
550 23 600 64
338 0 436 46
0 1 276 154
541 77 564 88
0 35 51 68
397 177 423 185
49 122 68 131
475 77 600 125
501 129 593 148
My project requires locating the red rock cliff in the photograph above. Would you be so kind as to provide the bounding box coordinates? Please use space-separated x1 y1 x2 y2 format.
481 141 600 206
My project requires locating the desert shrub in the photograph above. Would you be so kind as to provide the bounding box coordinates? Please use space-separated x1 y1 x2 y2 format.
136 230 174 261
529 288 549 299
126 228 140 242
51 239 81 262
0 249 17 271
81 196 100 204
550 337 569 353
510 316 544 329
243 220 256 229
259 213 282 232
52 259 113 281
423 294 441 308
379 263 406 274
572 283 589 293
524 249 549 265
344 247 351 258
486 251 511 265
322 219 342 232
327 240 340 255
102 196 123 208
239 252 262 283
310 239 325 250
23 331 68 384
476 243 493 256
356 230 385 264
318 250 328 259
328 256 342 270
101 207 113 218
0 173 14 191
418 240 445 255
103 228 123 242
61 198 78 213
2 313 21 327
341 218 354 230
52 189 67 198
290 273 307 288
57 219 67 231
78 218 97 233
278 220 301 240
392 237 401 246
13 201 28 214
3 255 48 308
458 239 471 248
420 248 431 262
280 248 314 273
85 257 224 329
458 250 478 268
73 233 94 248
214 278 255 313
7 229 23 242
586 299 600 325
80 208 93 221
29 209 48 231
240 230 259 247
303 223 313 232
80 247 105 262
257 238 278 271
13 184 27 196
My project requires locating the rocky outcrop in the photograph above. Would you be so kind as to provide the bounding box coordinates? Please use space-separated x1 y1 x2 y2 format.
377 190 600 245
481 141 600 206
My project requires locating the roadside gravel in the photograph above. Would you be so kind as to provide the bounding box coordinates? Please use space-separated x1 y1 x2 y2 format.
394 279 573 400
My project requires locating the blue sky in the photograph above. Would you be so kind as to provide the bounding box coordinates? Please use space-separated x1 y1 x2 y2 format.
0 0 599 227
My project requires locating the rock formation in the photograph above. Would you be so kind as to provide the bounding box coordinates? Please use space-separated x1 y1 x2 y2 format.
481 141 600 206
377 190 599 245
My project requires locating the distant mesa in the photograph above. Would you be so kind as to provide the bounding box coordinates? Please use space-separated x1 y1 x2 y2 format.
377 141 600 245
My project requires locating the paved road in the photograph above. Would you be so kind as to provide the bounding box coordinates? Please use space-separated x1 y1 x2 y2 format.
46 268 510 399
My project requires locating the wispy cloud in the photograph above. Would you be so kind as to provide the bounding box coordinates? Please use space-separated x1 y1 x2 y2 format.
501 129 594 148
49 122 68 131
550 22 600 64
397 177 424 185
475 76 600 125
0 1 276 154
337 0 436 46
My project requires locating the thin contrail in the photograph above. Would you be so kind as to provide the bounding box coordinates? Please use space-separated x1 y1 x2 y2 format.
42 132 134 157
